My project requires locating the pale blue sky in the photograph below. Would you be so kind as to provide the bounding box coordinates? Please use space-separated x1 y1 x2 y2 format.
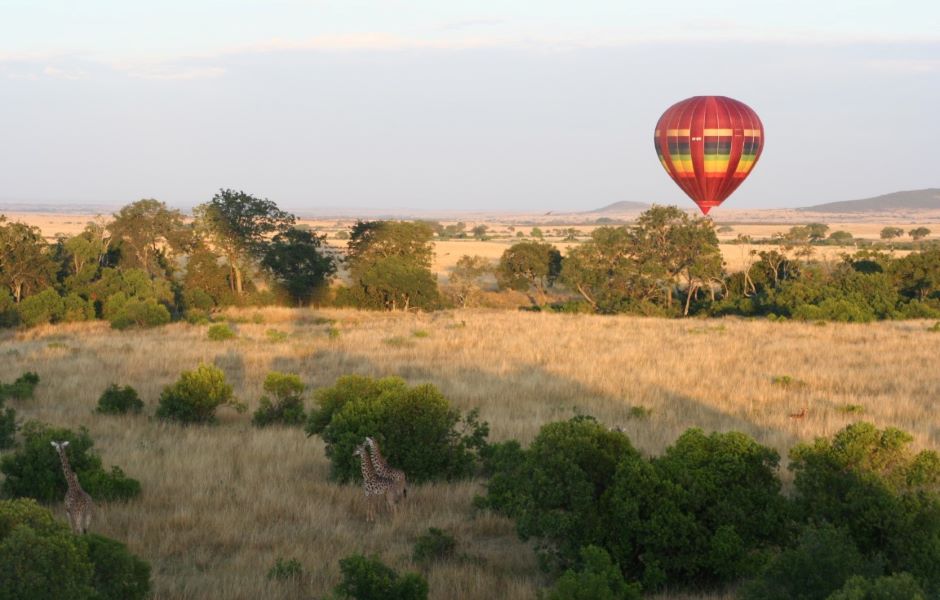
1 1 938 212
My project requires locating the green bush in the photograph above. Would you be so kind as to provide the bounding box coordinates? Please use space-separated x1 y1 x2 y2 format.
266 557 303 581
252 372 306 427
62 293 95 322
331 554 428 600
0 407 15 450
739 524 882 600
306 375 488 483
0 371 40 401
412 528 456 564
0 515 95 600
827 573 926 600
0 499 151 600
0 291 18 328
0 422 141 502
84 533 151 600
106 296 171 330
156 364 234 424
95 384 143 415
17 289 64 327
542 546 641 600
481 422 791 590
480 416 638 569
606 428 791 589
789 422 940 587
207 323 236 341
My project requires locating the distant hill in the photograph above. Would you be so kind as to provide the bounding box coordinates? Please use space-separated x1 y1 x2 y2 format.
588 200 650 214
798 189 940 213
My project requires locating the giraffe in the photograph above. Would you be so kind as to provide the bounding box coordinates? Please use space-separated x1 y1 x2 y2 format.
352 442 393 522
51 440 94 534
365 436 407 508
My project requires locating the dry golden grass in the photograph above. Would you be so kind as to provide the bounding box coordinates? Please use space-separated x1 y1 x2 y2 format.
2 308 940 599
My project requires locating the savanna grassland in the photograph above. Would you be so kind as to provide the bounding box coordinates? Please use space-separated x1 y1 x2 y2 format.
2 307 939 599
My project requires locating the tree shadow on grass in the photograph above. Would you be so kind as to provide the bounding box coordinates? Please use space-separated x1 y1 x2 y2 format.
279 348 801 457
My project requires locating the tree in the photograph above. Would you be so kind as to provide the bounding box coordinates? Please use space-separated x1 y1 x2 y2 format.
880 226 905 241
108 200 190 276
63 221 110 276
496 241 562 305
530 227 544 239
471 224 489 239
632 206 723 313
909 227 932 241
806 223 830 242
889 248 940 301
261 228 336 306
447 255 491 308
344 221 438 311
0 220 56 303
561 227 657 313
828 230 854 245
193 189 295 296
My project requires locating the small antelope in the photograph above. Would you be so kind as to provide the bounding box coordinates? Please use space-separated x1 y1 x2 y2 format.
789 407 807 419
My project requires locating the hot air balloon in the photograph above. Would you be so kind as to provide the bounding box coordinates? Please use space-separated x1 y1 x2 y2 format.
654 96 764 215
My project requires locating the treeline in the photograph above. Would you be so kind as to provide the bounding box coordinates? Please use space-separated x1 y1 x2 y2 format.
2 197 939 328
0 191 337 328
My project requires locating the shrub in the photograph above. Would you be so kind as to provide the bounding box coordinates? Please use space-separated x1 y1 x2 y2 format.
542 546 641 600
156 364 234 424
480 416 639 569
0 291 18 328
96 384 143 415
331 554 428 600
62 293 95 322
0 371 39 401
412 528 456 564
266 557 303 581
306 375 489 483
739 524 882 600
827 573 926 600
252 372 306 428
17 289 64 327
605 428 791 589
0 515 95 600
0 422 141 502
0 407 15 450
107 296 171 330
789 423 940 588
84 533 151 600
0 499 150 600
207 323 236 341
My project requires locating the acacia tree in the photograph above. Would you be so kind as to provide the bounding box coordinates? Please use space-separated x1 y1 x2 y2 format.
0 219 56 303
909 227 932 242
345 220 438 310
193 189 295 297
448 255 492 308
261 228 336 306
880 226 905 241
496 241 562 306
561 227 652 313
108 199 190 276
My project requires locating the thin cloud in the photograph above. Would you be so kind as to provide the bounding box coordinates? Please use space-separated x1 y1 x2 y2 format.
866 58 940 73
43 65 86 80
123 65 227 80
438 18 507 31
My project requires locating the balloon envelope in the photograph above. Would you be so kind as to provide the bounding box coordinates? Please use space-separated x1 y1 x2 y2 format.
654 96 764 214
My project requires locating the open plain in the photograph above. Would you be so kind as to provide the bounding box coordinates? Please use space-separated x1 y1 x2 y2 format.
2 307 938 599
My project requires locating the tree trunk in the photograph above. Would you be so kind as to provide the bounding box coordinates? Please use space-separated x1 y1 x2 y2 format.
684 282 698 316
233 265 244 296
576 284 598 311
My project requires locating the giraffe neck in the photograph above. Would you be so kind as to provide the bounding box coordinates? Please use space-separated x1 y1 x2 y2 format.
56 448 81 491
368 440 392 477
358 451 381 488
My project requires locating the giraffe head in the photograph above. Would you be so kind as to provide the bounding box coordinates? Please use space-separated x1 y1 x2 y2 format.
352 442 366 458
51 440 70 452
